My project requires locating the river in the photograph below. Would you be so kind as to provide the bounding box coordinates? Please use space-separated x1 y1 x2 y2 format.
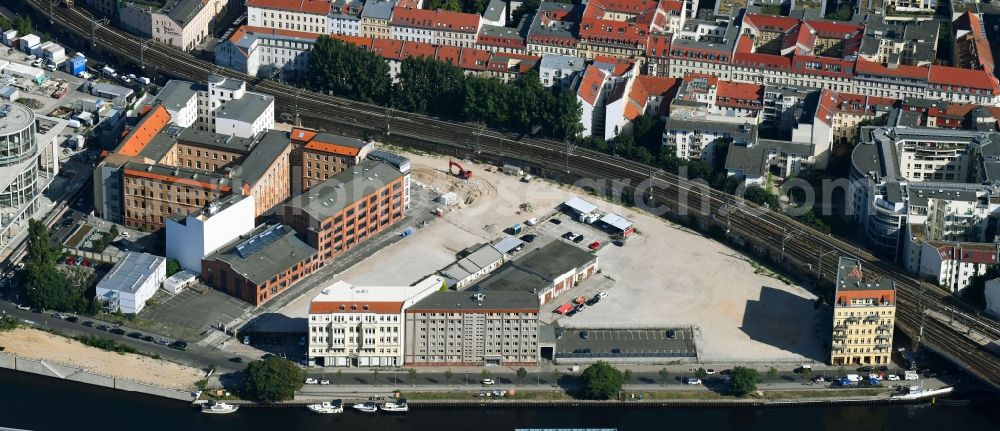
2 369 998 431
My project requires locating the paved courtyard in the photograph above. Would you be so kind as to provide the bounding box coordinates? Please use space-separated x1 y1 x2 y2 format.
137 283 251 341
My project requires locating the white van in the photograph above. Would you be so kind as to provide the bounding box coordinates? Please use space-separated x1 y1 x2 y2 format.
845 374 862 382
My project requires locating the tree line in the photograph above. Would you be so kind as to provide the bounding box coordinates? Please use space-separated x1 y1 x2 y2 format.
305 36 582 140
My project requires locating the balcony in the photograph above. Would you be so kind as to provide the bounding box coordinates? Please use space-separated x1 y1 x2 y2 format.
876 334 890 341
877 324 892 332
832 344 846 352
833 333 846 341
845 316 861 324
864 315 880 324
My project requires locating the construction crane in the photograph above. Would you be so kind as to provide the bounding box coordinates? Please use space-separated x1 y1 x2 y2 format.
448 160 472 180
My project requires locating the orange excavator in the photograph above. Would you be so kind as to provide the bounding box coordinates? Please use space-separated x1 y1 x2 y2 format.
449 160 472 179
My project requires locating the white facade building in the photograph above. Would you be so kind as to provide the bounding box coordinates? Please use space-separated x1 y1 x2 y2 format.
118 0 225 51
155 75 274 138
165 195 256 273
247 0 331 35
95 252 167 314
918 242 997 293
307 276 444 367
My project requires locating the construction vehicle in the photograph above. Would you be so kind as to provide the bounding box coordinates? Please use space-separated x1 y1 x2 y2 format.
449 160 472 179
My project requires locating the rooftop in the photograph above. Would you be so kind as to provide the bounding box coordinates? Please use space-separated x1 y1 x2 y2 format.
407 290 539 312
441 244 504 282
284 159 403 222
234 130 291 185
95 252 165 294
834 257 896 300
154 80 200 111
0 103 34 133
512 241 597 282
309 276 444 314
208 224 317 286
217 92 274 124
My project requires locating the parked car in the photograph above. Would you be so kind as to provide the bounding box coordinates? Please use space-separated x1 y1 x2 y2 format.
96 325 109 331
566 308 578 317
597 291 609 299
169 340 188 350
705 369 716 375
588 241 601 250
666 329 677 338
243 336 250 345
520 234 536 243
685 377 702 385
155 338 169 346
481 379 496 385
51 312 65 319
887 374 900 381
562 231 575 239
126 332 143 339
109 328 125 335
586 296 600 306
719 369 733 376
16 304 30 311
580 330 589 339
857 366 873 373
319 379 330 385
82 321 94 327
549 218 562 225
572 235 585 243
141 335 155 343
229 357 243 363
304 378 318 384
65 316 79 323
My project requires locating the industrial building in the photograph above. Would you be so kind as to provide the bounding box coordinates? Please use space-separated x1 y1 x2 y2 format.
471 241 599 305
403 291 540 366
95 252 167 314
830 257 896 366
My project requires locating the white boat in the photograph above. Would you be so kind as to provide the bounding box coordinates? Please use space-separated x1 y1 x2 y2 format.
307 400 344 414
892 386 954 400
379 399 409 413
352 401 378 413
201 401 239 414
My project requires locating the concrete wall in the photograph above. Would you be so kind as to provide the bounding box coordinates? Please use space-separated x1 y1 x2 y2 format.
0 353 193 401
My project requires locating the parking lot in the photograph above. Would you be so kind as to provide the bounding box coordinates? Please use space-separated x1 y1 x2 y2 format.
136 283 251 341
555 328 697 363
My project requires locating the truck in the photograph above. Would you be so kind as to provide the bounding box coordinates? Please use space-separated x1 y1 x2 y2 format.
502 164 523 176
101 65 116 77
903 370 919 381
845 374 861 383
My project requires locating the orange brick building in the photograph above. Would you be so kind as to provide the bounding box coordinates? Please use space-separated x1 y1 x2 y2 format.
289 127 375 193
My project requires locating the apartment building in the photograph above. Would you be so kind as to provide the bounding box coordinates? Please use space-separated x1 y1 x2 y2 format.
361 0 396 40
857 19 938 67
390 7 481 48
830 257 896 366
282 159 407 263
404 291 540 366
118 0 225 51
214 26 318 80
476 25 528 55
885 0 936 13
202 223 320 305
154 75 275 138
577 65 611 138
329 0 363 36
307 276 443 367
289 127 375 193
576 0 685 60
246 0 331 35
166 194 256 273
919 242 998 293
603 74 679 140
120 162 234 230
526 2 582 57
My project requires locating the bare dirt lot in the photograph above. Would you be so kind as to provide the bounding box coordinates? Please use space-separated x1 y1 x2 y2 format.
0 328 203 390
276 148 824 363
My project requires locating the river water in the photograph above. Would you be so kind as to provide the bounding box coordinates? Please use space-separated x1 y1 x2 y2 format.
2 369 998 431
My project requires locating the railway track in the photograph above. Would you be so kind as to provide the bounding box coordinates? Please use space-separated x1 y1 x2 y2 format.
24 0 1000 388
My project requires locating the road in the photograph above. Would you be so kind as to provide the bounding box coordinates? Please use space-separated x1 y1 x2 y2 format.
16 0 1000 388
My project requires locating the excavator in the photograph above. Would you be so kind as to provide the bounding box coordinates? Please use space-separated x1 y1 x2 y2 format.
448 160 472 180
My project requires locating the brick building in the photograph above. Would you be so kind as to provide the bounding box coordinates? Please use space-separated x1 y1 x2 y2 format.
282 159 407 263
202 224 319 306
289 128 374 193
470 241 599 305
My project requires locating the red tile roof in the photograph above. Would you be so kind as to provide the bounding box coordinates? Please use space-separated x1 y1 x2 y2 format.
371 38 405 60
458 47 491 71
246 0 332 15
290 128 318 143
716 80 764 109
928 65 1000 94
115 105 170 157
242 25 326 41
401 40 437 59
390 7 481 33
645 34 671 59
309 301 403 314
854 58 928 79
577 66 608 106
743 13 799 32
593 55 635 77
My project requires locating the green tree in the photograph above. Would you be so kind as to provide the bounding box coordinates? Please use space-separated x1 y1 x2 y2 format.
242 357 304 401
729 366 759 396
744 186 781 209
658 368 671 384
825 6 852 21
480 368 491 381
444 369 454 385
24 220 84 311
307 36 391 104
13 16 32 36
760 4 782 15
407 368 417 385
511 0 540 25
393 55 465 117
581 361 624 400
801 367 813 378
623 369 633 383
0 315 19 331
165 258 182 277
767 367 779 380
463 76 510 126
516 367 528 385
109 225 119 238
550 369 561 386
695 367 708 379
